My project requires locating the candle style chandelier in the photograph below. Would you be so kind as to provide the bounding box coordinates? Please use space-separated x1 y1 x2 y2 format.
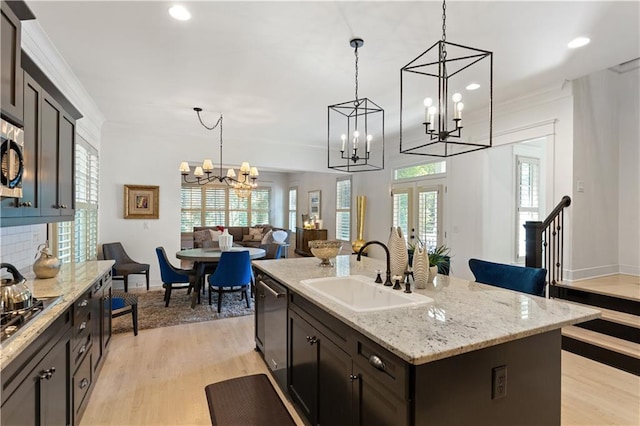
400 0 493 157
179 107 258 198
328 38 384 172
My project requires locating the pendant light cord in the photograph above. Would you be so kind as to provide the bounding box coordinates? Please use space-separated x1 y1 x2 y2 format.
194 109 225 175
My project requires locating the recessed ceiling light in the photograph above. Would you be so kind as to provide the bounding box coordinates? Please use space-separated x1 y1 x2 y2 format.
466 83 480 91
568 37 590 49
169 5 191 21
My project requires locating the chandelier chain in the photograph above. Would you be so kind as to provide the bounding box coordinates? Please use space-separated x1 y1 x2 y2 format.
441 0 447 42
354 44 359 101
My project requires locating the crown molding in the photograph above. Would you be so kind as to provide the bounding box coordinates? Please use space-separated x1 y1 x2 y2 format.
21 21 105 149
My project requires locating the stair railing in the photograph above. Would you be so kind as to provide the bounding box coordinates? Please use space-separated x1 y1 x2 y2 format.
524 195 571 288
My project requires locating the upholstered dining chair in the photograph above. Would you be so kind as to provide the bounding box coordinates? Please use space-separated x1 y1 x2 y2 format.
102 242 150 292
468 258 547 297
156 247 197 307
208 251 252 313
112 290 138 336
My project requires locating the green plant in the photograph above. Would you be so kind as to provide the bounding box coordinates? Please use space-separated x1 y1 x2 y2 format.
428 245 451 268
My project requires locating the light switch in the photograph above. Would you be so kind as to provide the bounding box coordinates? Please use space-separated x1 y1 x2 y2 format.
576 180 585 193
143 221 150 230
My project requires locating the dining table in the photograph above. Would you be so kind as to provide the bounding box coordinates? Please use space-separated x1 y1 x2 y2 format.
176 247 266 308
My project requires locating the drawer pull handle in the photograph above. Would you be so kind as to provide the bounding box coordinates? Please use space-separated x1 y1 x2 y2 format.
79 378 89 389
79 299 88 307
306 335 318 345
39 367 56 380
349 374 359 382
79 321 87 331
79 344 86 355
368 355 386 371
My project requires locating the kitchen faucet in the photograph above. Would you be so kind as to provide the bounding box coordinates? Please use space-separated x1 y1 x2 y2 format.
357 241 393 286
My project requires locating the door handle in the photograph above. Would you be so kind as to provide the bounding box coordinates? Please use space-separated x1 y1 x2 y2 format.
259 281 285 298
39 367 56 380
306 335 318 345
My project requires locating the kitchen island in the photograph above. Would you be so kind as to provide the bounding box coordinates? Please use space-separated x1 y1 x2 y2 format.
253 255 600 426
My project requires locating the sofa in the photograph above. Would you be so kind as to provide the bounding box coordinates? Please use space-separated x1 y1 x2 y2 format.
193 225 290 251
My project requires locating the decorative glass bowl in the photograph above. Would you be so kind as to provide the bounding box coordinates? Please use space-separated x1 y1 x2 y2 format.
309 240 343 267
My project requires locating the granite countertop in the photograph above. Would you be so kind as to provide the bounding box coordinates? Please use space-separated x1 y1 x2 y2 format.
1 260 114 368
253 255 601 365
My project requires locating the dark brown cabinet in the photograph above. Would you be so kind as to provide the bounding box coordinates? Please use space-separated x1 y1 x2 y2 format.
40 93 75 218
92 271 112 373
1 309 72 426
0 0 26 125
1 59 80 226
295 228 328 257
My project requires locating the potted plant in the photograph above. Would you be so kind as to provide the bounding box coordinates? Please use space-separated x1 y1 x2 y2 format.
428 245 451 276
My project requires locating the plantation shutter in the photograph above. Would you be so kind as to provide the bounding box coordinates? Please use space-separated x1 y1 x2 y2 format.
336 178 351 241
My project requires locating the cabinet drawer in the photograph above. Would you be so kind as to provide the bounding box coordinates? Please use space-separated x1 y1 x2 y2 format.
73 289 92 322
73 351 93 418
353 335 409 400
72 308 91 348
73 331 91 369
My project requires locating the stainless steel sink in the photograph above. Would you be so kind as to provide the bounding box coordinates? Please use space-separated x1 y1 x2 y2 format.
300 275 432 312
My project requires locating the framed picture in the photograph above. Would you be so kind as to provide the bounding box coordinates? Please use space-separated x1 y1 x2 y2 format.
308 190 321 219
124 184 159 219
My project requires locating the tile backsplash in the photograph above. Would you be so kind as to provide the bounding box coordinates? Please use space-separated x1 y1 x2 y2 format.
0 224 48 273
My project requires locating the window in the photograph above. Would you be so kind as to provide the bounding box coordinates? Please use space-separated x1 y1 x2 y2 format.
336 178 351 241
394 161 445 180
516 156 540 260
52 137 99 263
392 161 445 250
288 187 297 231
180 185 271 233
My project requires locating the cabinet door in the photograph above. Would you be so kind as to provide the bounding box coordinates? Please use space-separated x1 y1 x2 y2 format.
101 277 112 358
58 111 75 216
288 310 318 424
0 367 38 425
318 335 352 426
40 95 61 217
20 73 41 216
40 333 71 426
0 2 23 125
352 364 409 426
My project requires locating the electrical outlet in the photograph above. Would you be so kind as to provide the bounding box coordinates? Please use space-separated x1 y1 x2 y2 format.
492 365 507 399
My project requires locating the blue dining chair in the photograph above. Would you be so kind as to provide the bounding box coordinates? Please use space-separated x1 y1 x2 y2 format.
208 251 253 313
468 258 547 297
156 247 197 307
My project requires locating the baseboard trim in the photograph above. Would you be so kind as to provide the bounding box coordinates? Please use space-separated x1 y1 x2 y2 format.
562 336 639 376
564 265 620 282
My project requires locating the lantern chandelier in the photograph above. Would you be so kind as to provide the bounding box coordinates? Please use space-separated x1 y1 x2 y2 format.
179 107 258 198
328 38 384 172
400 0 493 157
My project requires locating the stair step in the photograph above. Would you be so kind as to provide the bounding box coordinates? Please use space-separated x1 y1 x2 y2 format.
562 325 640 360
562 300 640 328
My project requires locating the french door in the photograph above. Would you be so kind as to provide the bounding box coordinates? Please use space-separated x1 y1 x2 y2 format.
391 182 444 251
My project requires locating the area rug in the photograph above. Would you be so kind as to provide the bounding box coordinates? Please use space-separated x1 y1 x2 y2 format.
112 289 254 334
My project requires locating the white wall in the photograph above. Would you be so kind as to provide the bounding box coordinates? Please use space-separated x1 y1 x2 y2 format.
617 68 640 276
571 70 620 279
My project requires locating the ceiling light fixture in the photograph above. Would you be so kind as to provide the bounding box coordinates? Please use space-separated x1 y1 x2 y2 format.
466 83 481 91
400 0 493 157
179 108 258 198
169 5 191 21
568 37 590 49
328 38 384 172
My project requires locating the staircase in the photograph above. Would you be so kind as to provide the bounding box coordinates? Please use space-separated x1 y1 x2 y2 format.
552 277 640 376
525 198 640 376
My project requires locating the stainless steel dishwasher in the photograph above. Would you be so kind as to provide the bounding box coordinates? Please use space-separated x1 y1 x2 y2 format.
257 276 287 390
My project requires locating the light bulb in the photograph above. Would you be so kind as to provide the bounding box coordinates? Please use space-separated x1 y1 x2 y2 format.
366 134 372 142
452 93 462 103
340 134 347 142
428 106 437 115
457 102 464 112
423 97 433 107
353 130 360 138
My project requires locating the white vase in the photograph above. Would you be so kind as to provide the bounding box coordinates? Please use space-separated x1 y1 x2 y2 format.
387 227 408 278
428 265 439 283
218 229 233 251
412 246 429 289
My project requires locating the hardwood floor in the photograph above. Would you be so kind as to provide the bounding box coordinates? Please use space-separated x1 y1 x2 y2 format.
81 315 640 426
563 274 640 301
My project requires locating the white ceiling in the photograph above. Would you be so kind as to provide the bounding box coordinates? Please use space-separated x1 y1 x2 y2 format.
24 1 640 172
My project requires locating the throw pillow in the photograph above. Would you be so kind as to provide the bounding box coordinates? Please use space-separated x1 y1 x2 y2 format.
209 229 222 242
261 230 274 245
193 230 212 246
242 234 261 242
249 227 263 238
